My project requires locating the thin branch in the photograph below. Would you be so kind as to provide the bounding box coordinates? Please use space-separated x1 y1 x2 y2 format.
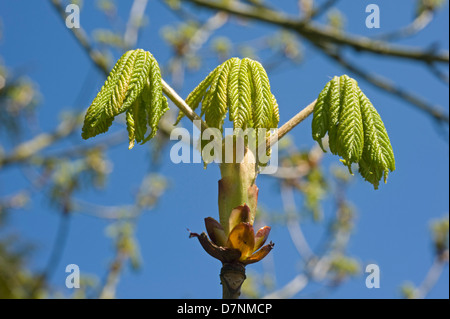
281 184 314 260
267 165 310 179
158 0 200 23
187 12 228 54
375 9 434 42
183 0 449 64
262 273 308 299
161 79 209 131
73 199 141 220
124 0 149 48
99 251 128 299
46 129 128 159
0 114 83 167
49 0 109 73
41 214 71 280
31 213 71 297
427 62 449 85
299 0 339 24
167 11 228 89
414 251 449 299
267 99 316 149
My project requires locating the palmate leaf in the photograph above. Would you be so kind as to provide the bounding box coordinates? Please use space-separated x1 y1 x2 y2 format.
312 75 395 189
176 57 279 131
82 49 168 149
176 57 279 158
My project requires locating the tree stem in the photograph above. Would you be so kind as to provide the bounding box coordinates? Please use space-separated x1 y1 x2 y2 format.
220 263 246 299
267 99 316 149
161 79 209 132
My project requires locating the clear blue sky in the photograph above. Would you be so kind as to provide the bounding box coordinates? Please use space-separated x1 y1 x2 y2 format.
0 1 448 298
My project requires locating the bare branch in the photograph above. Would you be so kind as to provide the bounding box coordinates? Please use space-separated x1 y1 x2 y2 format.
267 99 316 149
376 9 434 42
161 79 209 131
187 12 228 54
299 0 339 23
414 251 449 299
99 251 128 299
50 0 110 73
262 273 308 299
124 0 149 48
281 184 315 260
183 0 449 64
0 114 83 167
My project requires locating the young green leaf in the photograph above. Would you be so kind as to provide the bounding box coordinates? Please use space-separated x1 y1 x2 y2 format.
358 88 395 188
337 75 364 172
178 57 279 162
82 49 168 149
311 75 395 189
312 80 332 151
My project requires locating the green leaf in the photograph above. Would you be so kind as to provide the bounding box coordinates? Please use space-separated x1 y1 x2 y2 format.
312 80 332 151
82 49 168 149
358 88 395 189
182 57 279 161
233 58 253 129
248 59 275 129
336 75 364 172
327 76 344 155
226 57 242 123
271 94 280 125
203 59 233 130
311 74 395 189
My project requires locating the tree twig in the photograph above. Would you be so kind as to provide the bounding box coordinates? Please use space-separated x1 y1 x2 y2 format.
414 251 449 299
298 0 339 24
375 9 434 42
183 0 449 64
281 184 315 260
124 0 149 48
161 79 209 131
267 99 316 149
50 0 110 73
99 251 128 299
0 114 83 167
262 273 308 299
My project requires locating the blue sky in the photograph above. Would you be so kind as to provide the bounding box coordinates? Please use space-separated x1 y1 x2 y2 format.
0 1 448 298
